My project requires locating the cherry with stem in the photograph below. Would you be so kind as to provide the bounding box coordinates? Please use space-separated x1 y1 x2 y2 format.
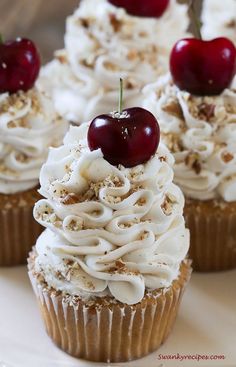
170 0 236 96
88 79 160 168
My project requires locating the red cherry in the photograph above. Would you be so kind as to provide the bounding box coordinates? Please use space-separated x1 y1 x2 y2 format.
170 37 236 96
108 0 169 18
88 107 160 168
0 38 40 94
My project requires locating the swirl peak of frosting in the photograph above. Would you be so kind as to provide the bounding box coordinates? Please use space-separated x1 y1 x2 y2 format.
143 73 236 201
33 123 189 305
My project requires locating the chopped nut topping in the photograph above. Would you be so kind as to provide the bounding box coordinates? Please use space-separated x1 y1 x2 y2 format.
109 13 122 32
162 99 184 120
119 217 140 228
139 31 148 37
140 231 149 240
59 175 124 206
185 152 201 174
198 103 215 121
109 259 126 273
16 153 30 163
161 194 176 216
8 117 29 128
125 78 138 89
81 57 95 68
136 197 146 206
226 19 236 28
67 219 84 231
127 49 139 61
225 102 236 114
166 193 177 204
221 151 234 163
61 193 81 205
104 61 119 71
55 270 63 280
80 18 90 28
163 133 184 153
0 91 28 114
0 163 19 176
55 50 68 64
159 156 167 162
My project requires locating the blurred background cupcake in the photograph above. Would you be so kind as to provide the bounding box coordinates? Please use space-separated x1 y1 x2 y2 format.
143 28 236 272
37 0 190 123
0 37 68 266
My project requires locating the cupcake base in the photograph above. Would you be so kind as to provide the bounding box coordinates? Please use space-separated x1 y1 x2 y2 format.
184 198 236 272
0 187 43 266
28 254 191 363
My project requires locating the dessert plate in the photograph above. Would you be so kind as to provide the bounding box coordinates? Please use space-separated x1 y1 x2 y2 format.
0 266 235 367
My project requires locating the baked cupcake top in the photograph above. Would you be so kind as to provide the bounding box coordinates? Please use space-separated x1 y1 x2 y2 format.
38 0 189 123
202 0 236 45
33 123 189 305
0 88 68 194
143 73 236 201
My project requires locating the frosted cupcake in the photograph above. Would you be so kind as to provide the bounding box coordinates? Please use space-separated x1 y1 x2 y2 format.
202 0 236 45
0 37 68 266
38 0 189 123
28 101 191 362
143 70 236 271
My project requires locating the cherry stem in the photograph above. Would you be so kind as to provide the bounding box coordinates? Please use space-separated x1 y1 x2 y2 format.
0 34 3 44
118 78 123 114
189 0 202 40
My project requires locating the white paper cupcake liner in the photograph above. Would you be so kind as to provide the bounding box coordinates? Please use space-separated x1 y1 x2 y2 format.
28 259 191 363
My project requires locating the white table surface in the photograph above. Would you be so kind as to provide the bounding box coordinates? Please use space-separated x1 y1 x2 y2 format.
0 266 235 367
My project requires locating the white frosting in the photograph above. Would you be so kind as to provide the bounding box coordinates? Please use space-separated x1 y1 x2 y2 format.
143 74 236 202
33 123 189 305
0 90 68 194
201 0 236 44
38 0 189 123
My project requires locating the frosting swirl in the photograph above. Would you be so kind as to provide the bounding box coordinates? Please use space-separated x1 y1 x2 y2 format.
143 73 236 201
38 0 189 123
33 123 189 305
202 0 236 45
0 89 68 194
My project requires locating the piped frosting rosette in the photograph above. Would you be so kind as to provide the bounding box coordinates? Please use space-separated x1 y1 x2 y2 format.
33 123 189 305
38 0 189 123
0 89 68 194
143 74 236 201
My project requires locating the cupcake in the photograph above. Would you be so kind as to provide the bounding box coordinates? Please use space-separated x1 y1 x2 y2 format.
202 0 236 45
143 34 236 272
28 101 191 362
38 0 189 123
0 37 68 266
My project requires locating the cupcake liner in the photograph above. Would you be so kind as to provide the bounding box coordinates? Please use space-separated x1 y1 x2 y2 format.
184 199 236 272
28 259 191 363
0 188 43 266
